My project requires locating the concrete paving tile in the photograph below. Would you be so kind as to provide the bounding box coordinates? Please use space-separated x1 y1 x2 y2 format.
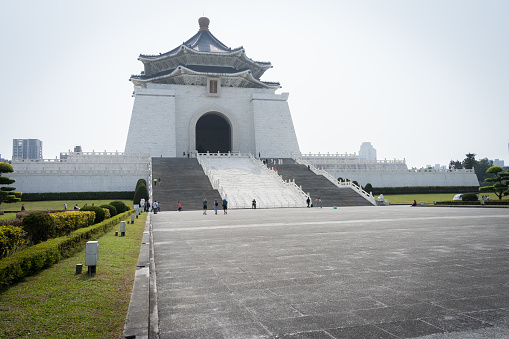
354 303 451 324
434 296 509 313
160 326 225 339
308 311 366 329
422 313 492 332
378 319 446 337
465 308 509 326
292 298 385 315
221 322 273 339
262 316 321 336
326 324 397 338
279 330 335 338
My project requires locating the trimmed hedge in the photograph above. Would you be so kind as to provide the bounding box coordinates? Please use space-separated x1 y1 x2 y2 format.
0 226 27 259
20 191 134 202
49 211 95 236
22 213 56 245
133 184 149 206
0 210 133 290
110 201 129 214
100 204 117 217
372 186 480 195
80 206 106 224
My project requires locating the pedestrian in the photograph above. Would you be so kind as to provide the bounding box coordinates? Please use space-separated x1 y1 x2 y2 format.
203 198 207 215
319 198 322 208
315 198 319 208
222 198 228 214
306 197 310 208
214 199 219 215
154 178 157 186
21 204 25 211
64 203 67 210
158 178 161 185
152 201 158 214
157 201 160 212
177 201 182 212
252 199 256 209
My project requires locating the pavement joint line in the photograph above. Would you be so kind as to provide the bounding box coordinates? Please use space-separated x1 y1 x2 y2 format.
154 214 509 232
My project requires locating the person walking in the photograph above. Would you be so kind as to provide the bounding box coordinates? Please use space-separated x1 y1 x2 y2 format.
203 198 208 215
306 197 310 208
252 199 256 209
319 198 322 208
152 201 158 214
214 199 219 215
315 198 319 208
222 198 228 214
177 201 182 212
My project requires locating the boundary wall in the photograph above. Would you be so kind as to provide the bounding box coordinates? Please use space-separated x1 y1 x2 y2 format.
10 152 151 194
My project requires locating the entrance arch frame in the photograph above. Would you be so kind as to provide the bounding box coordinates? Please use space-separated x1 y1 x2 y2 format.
189 108 239 153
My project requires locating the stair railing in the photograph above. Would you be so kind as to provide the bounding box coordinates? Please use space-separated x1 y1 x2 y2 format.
293 155 376 205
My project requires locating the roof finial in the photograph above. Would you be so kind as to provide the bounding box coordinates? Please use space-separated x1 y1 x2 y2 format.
198 17 210 31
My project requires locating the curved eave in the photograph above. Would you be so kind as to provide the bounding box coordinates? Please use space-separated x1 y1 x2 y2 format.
130 66 279 89
139 45 272 71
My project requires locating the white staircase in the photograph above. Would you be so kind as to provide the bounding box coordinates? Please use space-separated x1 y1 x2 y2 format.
197 153 308 209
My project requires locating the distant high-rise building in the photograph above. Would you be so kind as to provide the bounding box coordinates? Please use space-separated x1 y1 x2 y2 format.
493 159 505 167
74 146 82 153
12 139 43 160
358 142 377 161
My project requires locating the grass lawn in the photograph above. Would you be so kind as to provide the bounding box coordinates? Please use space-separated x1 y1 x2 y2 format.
383 193 508 205
0 212 147 338
0 200 133 220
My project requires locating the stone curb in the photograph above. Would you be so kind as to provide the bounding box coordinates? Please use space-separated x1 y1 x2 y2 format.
122 214 157 339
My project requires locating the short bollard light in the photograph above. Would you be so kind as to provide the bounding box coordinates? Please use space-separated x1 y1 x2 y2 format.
136 208 139 218
76 264 83 275
120 221 127 236
85 241 99 276
131 213 135 224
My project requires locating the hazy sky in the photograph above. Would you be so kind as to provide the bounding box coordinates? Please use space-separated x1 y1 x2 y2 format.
1 0 507 168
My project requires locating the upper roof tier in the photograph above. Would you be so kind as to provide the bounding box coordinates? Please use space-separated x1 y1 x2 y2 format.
132 17 277 87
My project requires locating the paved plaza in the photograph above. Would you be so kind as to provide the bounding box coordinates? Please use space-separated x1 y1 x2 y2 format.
149 206 509 338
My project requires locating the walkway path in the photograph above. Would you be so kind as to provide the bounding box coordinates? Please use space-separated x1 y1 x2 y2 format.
129 206 509 338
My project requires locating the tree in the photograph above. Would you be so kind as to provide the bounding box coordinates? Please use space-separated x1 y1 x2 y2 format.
449 160 462 169
462 153 477 170
363 183 373 194
474 158 494 183
0 162 22 211
479 166 509 200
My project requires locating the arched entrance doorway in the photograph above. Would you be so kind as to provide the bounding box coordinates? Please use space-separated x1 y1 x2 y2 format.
195 113 231 153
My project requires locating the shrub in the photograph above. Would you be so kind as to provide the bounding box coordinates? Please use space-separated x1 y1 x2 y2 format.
133 184 149 206
22 213 56 245
0 226 27 259
136 179 147 190
0 218 22 227
0 210 132 289
80 206 105 224
49 211 95 236
110 201 128 214
100 204 117 217
103 208 111 219
462 193 478 201
363 183 373 193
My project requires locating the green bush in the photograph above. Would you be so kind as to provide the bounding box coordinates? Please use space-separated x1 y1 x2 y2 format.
100 204 117 217
0 210 133 289
80 206 105 224
22 213 56 245
363 183 373 193
462 193 478 201
136 179 147 190
133 184 149 206
20 191 134 202
0 226 27 259
110 201 128 214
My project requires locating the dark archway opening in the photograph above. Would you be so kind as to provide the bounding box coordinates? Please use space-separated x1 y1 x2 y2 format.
195 113 231 153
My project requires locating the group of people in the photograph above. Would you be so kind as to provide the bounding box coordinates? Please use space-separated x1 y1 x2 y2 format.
481 195 491 200
305 196 322 208
203 198 228 215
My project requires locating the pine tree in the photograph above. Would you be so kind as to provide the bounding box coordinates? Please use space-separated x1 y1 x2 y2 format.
0 162 22 210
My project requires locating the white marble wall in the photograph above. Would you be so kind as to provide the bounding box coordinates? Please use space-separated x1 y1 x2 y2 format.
10 153 151 193
327 169 479 187
124 83 301 158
